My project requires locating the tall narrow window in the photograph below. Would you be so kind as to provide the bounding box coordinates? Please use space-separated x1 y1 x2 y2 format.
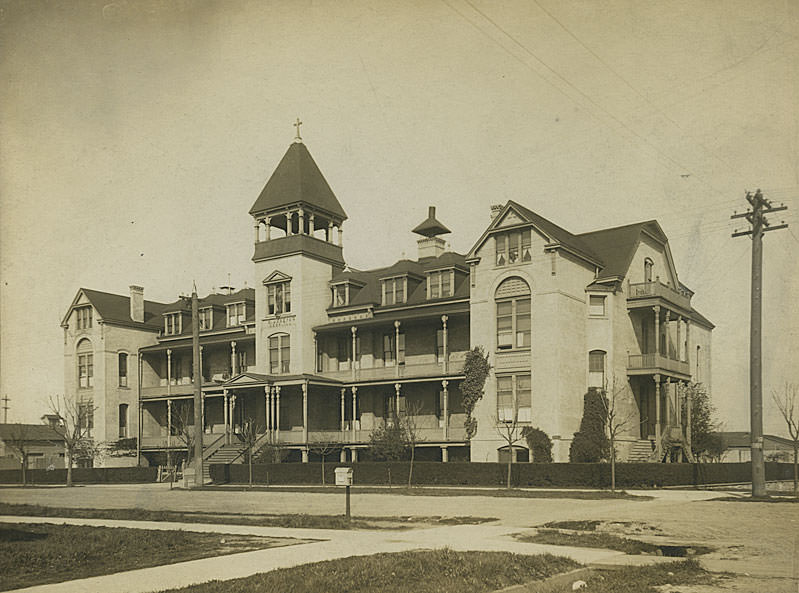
164 313 182 335
199 308 213 330
496 376 514 422
269 334 290 374
436 329 445 362
589 295 606 316
383 333 405 366
517 374 532 422
76 306 93 330
77 339 93 389
118 403 128 438
382 277 406 305
267 283 291 315
588 350 606 388
644 258 654 283
337 335 350 371
332 284 347 307
495 277 531 350
497 373 532 423
227 302 246 326
118 352 128 387
78 401 94 436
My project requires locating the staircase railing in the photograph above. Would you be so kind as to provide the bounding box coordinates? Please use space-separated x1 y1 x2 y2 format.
202 433 227 461
229 431 272 464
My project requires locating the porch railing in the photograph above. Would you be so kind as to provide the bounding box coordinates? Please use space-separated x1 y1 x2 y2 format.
627 280 691 310
628 353 689 376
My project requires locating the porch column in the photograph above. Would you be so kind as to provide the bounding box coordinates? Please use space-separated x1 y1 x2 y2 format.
302 381 308 444
201 392 205 433
685 320 692 368
231 341 237 376
275 386 281 434
309 214 315 235
654 375 661 458
166 349 172 396
686 381 693 451
313 332 318 372
665 377 672 427
338 223 343 246
223 389 229 444
253 220 260 243
167 398 172 451
394 320 401 378
302 448 309 463
351 448 358 462
286 209 293 235
442 379 449 440
264 216 271 241
340 449 347 462
230 394 237 435
664 310 671 359
394 383 401 420
264 386 271 434
340 388 346 432
351 386 358 440
441 447 449 462
351 326 358 380
327 221 333 243
676 316 682 362
298 208 305 234
441 315 449 373
653 306 660 357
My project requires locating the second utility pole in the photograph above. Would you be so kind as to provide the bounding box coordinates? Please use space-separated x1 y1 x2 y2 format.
732 189 788 497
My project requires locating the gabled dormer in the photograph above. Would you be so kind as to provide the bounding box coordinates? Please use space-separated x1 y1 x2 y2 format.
330 277 366 308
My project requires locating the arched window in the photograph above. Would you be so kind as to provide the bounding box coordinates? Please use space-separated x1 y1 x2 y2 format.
269 333 290 374
588 350 606 388
118 352 128 387
118 403 128 438
77 339 93 389
495 277 531 350
644 258 654 283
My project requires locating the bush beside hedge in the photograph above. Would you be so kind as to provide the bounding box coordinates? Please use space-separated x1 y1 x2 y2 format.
0 466 158 484
210 461 795 489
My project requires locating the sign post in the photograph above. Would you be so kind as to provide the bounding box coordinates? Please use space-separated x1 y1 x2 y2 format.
334 467 353 522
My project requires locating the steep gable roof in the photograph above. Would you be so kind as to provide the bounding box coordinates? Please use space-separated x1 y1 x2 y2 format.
0 423 65 442
249 142 347 221
62 288 169 330
467 201 603 267
578 220 670 283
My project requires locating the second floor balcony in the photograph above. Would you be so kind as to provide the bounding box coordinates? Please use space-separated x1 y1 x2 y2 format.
319 350 468 382
628 353 690 379
627 280 691 313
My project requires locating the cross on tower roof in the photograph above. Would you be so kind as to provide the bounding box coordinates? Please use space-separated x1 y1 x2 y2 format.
293 118 302 142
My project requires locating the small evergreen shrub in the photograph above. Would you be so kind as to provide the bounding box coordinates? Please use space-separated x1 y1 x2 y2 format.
521 427 553 463
569 389 610 462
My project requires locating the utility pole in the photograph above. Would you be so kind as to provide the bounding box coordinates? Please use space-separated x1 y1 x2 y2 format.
192 284 204 487
732 189 788 497
1 395 9 423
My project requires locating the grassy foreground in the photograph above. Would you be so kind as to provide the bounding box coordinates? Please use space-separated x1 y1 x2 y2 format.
0 502 495 529
0 523 296 591
166 549 580 593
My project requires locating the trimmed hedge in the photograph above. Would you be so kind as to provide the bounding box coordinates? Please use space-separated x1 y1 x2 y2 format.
0 466 158 484
210 461 796 489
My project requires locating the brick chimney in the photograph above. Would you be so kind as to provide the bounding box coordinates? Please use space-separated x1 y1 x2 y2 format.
490 204 503 221
129 285 144 323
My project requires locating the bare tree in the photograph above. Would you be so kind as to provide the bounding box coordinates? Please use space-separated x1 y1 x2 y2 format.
48 394 96 487
309 439 339 485
493 413 524 489
401 401 424 487
601 378 637 492
4 424 33 486
171 400 196 464
240 418 262 488
772 382 798 497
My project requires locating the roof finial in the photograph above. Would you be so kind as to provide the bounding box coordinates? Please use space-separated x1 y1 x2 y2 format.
293 117 303 142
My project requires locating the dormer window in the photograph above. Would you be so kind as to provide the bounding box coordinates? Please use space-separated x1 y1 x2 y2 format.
332 283 348 307
382 276 407 306
227 302 246 326
495 229 532 266
266 282 291 315
164 312 182 335
199 307 213 331
427 269 454 299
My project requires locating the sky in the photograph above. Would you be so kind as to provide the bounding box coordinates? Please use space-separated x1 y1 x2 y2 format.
1 0 797 436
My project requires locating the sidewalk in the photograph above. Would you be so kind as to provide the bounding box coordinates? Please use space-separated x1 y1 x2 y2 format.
1 515 681 593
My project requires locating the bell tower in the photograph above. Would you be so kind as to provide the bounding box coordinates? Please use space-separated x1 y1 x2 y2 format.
249 128 347 375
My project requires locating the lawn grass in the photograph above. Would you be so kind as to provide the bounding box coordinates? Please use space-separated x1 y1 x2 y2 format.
0 502 495 529
581 560 712 593
165 549 580 593
209 485 650 500
0 523 297 591
516 529 662 555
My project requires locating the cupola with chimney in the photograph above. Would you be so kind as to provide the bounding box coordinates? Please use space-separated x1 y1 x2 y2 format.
413 206 451 259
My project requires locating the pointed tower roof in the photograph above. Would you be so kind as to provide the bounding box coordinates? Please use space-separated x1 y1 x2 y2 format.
249 141 348 221
412 206 451 237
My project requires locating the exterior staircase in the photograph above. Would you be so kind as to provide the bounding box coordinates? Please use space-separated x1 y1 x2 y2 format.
202 443 245 483
626 440 655 462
